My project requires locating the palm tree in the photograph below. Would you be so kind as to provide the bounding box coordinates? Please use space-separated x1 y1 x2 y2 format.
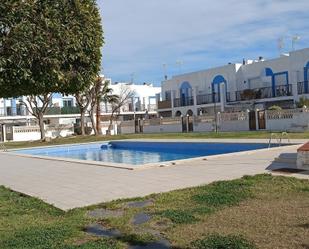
89 77 119 135
97 80 119 134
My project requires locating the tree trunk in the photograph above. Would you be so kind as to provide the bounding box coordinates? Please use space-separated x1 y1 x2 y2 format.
89 108 97 135
96 100 101 135
107 112 115 135
80 110 86 136
38 113 45 140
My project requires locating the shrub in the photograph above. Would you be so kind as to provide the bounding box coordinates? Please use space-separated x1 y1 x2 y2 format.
268 105 282 111
296 97 309 108
74 126 93 135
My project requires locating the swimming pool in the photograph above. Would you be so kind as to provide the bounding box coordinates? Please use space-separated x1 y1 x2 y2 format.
14 141 282 166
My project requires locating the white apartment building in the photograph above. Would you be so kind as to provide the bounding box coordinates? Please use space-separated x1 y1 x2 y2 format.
0 78 161 141
157 48 309 118
100 82 161 121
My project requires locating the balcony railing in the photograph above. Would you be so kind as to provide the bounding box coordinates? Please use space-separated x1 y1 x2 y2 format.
274 84 293 97
226 92 232 102
157 100 172 109
298 81 309 94
0 106 81 117
236 85 292 101
196 93 220 105
174 96 194 107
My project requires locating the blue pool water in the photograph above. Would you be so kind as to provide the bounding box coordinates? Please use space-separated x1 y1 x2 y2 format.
14 141 281 165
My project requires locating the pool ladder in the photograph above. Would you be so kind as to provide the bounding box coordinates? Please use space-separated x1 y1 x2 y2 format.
0 142 7 152
268 132 291 148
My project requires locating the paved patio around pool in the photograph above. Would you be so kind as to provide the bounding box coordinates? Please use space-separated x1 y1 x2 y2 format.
0 139 308 210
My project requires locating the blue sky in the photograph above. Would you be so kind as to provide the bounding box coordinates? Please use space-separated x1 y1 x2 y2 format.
98 0 309 86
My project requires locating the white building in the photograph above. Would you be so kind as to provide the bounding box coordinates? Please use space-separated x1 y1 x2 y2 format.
157 48 309 118
100 82 161 121
0 78 161 141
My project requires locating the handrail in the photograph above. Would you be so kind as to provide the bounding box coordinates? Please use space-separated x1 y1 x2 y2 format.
279 132 290 146
268 132 290 148
0 142 7 152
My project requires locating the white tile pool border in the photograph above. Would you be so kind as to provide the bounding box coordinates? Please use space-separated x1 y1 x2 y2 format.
6 139 304 170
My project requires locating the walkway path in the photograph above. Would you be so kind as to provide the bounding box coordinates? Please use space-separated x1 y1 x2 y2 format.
0 139 308 210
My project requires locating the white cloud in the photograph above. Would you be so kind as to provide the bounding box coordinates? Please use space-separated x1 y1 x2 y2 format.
98 0 309 84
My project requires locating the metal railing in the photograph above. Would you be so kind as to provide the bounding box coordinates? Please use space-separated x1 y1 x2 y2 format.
157 100 172 109
0 106 81 116
196 93 219 105
298 81 309 94
0 142 7 152
236 84 292 101
274 84 293 97
174 96 194 107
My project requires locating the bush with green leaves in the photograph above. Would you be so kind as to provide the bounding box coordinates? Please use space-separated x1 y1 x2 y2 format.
268 105 282 111
296 97 309 108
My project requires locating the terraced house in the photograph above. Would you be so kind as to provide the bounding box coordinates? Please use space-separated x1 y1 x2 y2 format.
158 47 309 118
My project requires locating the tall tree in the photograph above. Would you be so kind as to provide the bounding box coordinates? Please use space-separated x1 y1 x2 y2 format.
87 77 118 135
107 86 135 133
0 0 103 139
75 92 91 136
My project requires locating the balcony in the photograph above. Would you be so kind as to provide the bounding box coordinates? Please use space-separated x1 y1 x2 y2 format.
298 81 309 94
236 85 292 101
0 106 81 117
158 100 172 109
174 96 194 107
196 93 220 105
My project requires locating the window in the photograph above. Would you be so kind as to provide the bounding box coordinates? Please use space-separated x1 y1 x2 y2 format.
274 73 288 86
63 99 73 107
165 91 171 101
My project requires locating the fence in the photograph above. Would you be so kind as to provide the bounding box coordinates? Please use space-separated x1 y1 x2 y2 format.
266 107 309 132
116 107 309 134
12 124 74 142
3 108 309 141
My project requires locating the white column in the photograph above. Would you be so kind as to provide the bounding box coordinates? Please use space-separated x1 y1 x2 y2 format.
3 99 7 116
291 70 299 103
171 90 175 109
220 83 226 112
2 125 6 142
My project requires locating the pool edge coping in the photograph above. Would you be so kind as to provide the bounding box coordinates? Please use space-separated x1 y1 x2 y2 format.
1 139 304 170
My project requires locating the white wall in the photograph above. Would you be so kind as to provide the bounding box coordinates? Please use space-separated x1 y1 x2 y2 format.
193 122 213 132
266 111 309 132
143 124 182 133
220 120 250 132
13 127 41 142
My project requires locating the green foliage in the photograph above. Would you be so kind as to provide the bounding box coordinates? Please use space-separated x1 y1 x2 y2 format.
0 0 103 98
268 105 282 110
192 179 253 207
74 126 92 135
192 234 256 249
296 97 309 108
0 186 63 217
159 209 198 224
63 240 121 249
0 186 119 249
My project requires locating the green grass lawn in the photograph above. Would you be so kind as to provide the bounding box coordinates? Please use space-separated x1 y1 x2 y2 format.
1 174 308 249
3 131 309 150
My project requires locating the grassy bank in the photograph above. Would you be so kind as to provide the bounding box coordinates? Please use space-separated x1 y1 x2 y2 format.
0 174 308 249
3 131 309 149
